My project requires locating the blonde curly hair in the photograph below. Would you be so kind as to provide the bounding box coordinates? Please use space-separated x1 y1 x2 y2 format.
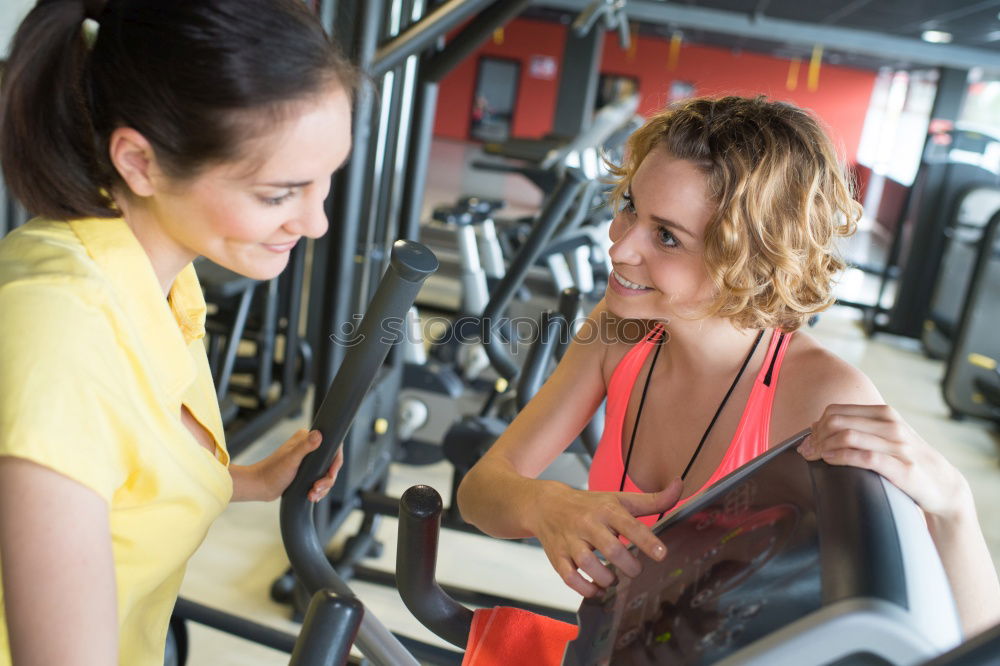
607 95 860 332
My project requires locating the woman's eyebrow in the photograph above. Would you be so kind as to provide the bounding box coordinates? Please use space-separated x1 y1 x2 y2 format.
259 180 312 188
631 192 696 239
650 214 695 239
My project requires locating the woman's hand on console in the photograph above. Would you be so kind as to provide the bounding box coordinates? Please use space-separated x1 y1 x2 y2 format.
526 479 683 597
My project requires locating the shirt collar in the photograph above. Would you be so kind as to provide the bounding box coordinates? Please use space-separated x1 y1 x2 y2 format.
69 217 206 403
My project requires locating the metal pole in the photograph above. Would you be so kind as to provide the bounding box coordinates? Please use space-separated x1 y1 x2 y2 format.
370 0 495 78
314 0 383 399
399 79 440 242
422 0 531 82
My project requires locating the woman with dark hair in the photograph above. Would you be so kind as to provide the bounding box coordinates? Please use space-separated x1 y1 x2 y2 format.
0 1 356 662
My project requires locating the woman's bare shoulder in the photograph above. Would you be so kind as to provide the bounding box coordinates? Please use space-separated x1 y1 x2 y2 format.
772 330 884 433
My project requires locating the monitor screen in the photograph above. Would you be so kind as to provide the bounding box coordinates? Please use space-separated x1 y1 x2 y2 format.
566 436 823 666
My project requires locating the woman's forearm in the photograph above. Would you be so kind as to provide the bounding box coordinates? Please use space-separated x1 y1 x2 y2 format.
927 492 1000 637
457 456 563 539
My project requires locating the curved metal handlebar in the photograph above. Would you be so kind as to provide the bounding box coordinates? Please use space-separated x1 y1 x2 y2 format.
480 168 588 380
396 485 475 648
517 311 568 411
555 287 583 362
279 240 438 666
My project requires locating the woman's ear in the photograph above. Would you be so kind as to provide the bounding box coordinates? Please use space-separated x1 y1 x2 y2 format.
108 127 160 198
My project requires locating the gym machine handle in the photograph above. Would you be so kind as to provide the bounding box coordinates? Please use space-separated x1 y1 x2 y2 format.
397 485 475 648
555 287 583 361
516 311 568 411
480 167 588 380
280 240 438 666
289 593 365 666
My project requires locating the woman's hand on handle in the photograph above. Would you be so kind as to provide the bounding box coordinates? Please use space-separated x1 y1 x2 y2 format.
230 429 343 502
797 404 970 520
798 403 1000 635
527 479 683 597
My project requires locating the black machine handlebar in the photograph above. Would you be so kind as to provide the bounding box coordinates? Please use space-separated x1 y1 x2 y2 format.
480 168 588 380
396 485 475 648
516 311 568 411
288 593 365 666
279 240 438 666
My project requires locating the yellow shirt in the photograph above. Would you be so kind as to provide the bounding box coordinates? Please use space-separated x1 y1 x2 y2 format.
0 218 234 665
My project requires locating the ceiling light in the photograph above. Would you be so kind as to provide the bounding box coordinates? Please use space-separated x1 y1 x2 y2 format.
921 30 953 43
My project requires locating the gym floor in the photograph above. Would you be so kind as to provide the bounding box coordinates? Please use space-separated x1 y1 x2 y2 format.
178 139 1000 664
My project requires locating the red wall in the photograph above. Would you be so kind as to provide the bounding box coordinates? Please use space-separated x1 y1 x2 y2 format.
434 18 878 162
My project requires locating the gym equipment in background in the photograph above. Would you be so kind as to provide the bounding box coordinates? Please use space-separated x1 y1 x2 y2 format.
856 126 1000 339
941 208 1000 423
396 431 964 665
922 186 1000 359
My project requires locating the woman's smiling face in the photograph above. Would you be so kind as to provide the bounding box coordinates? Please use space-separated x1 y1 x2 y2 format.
606 144 717 321
144 86 353 281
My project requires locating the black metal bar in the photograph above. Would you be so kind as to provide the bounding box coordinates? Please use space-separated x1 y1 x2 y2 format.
315 0 383 403
481 168 588 380
555 287 582 361
256 276 279 403
283 241 308 394
354 564 578 625
396 485 474 648
216 285 255 401
551 20 604 140
517 311 567 410
370 0 496 79
173 598 298 654
280 240 437 666
360 0 415 308
288 590 364 666
399 79 440 242
422 0 531 82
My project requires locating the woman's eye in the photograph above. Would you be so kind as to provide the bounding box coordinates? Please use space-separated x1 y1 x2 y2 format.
622 194 636 214
657 226 679 248
260 190 295 207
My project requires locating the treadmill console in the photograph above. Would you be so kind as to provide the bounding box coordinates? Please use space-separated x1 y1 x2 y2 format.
563 431 962 666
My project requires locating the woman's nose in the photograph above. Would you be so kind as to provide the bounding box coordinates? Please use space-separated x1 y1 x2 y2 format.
608 214 642 264
290 196 330 240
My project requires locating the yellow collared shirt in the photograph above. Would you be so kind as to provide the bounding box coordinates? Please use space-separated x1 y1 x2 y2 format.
0 217 234 665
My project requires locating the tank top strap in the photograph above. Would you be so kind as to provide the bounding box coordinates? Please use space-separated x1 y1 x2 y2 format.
695 328 794 495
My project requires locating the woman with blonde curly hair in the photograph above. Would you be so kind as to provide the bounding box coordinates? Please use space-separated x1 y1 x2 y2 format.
458 95 999 636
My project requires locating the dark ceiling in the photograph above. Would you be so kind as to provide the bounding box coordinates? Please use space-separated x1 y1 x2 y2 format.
529 0 1000 72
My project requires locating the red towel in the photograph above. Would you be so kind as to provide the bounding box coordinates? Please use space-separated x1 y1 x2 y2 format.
462 606 578 666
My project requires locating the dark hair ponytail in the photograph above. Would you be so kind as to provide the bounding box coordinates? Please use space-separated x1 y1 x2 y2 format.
1 0 357 221
1 1 111 219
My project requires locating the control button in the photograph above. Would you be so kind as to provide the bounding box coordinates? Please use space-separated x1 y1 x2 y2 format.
653 630 673 645
694 511 719 530
691 588 714 608
627 592 648 611
616 627 640 650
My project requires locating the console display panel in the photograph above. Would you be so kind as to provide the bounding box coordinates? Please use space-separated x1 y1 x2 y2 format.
565 435 822 666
